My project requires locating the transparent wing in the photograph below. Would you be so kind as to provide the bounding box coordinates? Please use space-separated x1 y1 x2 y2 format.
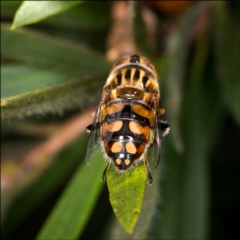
148 113 170 168
84 106 103 163
148 112 161 168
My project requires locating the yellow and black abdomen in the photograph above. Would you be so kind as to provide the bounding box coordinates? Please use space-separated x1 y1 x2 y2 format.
101 102 154 171
85 54 170 184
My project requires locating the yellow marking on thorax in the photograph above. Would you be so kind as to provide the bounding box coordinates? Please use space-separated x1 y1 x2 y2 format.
145 79 151 88
125 142 137 154
139 70 145 84
146 76 159 90
121 69 132 85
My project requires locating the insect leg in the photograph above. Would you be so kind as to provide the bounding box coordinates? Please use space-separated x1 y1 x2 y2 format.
101 161 110 182
159 121 170 141
86 122 101 133
158 108 165 115
148 121 170 148
143 155 153 185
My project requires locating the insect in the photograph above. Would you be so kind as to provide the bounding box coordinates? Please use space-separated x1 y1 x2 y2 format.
85 54 170 185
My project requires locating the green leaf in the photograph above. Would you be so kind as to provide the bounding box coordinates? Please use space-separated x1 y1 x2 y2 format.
2 24 110 76
213 2 240 124
106 162 147 234
1 24 111 119
154 23 225 240
103 165 161 239
1 65 72 98
43 1 110 30
1 136 88 239
1 73 106 120
11 1 83 29
163 3 203 153
37 155 106 240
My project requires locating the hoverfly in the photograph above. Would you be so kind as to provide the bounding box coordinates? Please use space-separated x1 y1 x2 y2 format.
85 54 170 185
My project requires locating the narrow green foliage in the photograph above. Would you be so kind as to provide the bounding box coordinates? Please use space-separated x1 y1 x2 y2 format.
37 156 106 240
11 1 83 29
213 2 240 124
1 75 106 119
1 137 88 238
158 20 225 240
1 65 72 98
1 1 238 240
1 24 110 119
164 3 202 153
2 24 110 76
103 166 161 239
106 163 147 234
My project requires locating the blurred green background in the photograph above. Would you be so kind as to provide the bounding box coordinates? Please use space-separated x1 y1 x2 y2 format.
1 1 239 239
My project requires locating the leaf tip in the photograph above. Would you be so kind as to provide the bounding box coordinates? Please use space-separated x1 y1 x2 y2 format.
10 24 16 30
125 228 134 234
1 99 8 107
